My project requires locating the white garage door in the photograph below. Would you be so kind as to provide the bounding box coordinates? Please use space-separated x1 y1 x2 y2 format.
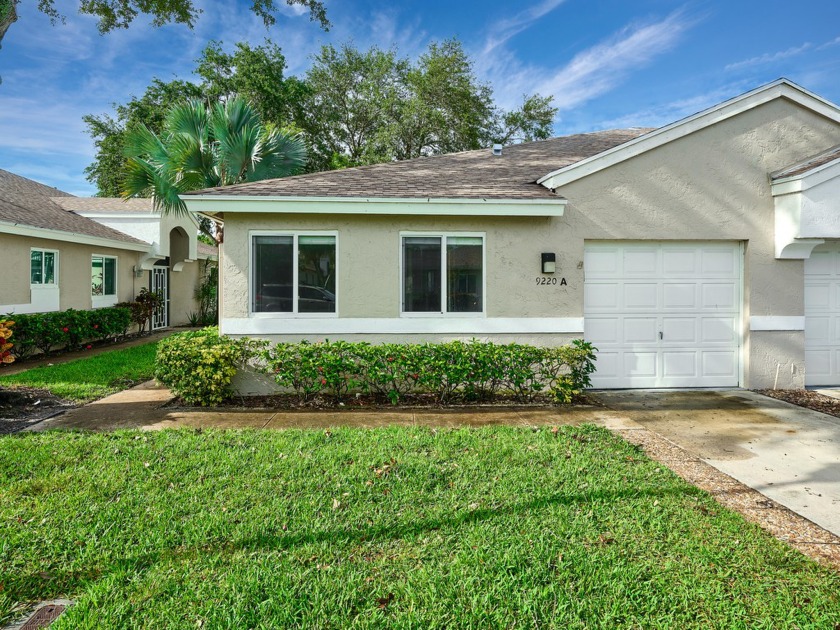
584 242 741 389
805 243 840 386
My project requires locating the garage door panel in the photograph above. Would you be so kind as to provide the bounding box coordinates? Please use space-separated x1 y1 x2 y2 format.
701 283 738 309
586 242 741 388
662 317 697 343
703 351 738 377
662 352 697 377
701 317 738 343
806 243 840 386
623 283 657 309
623 318 658 343
663 283 697 309
624 249 658 275
624 352 657 377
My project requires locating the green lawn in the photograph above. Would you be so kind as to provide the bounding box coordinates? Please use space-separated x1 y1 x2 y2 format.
0 342 159 403
1 426 837 629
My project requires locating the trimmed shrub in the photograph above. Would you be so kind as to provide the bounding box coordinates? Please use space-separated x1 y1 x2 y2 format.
5 306 132 359
155 328 261 406
0 319 14 365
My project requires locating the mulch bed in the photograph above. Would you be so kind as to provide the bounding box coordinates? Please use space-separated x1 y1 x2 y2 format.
205 392 602 410
0 388 75 435
756 389 840 419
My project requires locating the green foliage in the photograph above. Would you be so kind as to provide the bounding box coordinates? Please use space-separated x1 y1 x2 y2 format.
115 287 163 336
122 97 307 217
259 339 597 405
194 261 218 326
155 328 261 406
3 307 131 359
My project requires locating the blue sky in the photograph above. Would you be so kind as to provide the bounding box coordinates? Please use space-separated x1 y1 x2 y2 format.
1 0 838 196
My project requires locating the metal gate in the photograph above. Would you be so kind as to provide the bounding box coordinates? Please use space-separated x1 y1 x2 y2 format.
150 267 169 329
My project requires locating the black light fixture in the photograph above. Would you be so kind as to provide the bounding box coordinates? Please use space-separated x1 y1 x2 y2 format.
541 252 556 274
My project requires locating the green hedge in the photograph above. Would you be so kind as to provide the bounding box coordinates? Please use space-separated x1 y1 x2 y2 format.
6 307 132 360
154 328 257 406
155 331 597 407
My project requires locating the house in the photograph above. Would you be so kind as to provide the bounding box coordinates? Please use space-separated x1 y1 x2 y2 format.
0 169 217 328
183 79 840 390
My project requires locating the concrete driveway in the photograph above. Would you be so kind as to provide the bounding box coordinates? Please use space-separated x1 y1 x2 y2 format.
594 389 840 537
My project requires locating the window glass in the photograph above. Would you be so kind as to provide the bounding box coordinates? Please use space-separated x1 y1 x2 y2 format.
403 237 442 312
447 236 483 313
43 252 56 285
91 257 104 296
31 250 43 285
298 236 336 313
104 257 116 295
253 235 293 312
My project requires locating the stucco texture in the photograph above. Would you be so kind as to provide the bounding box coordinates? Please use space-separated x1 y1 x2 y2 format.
219 98 840 388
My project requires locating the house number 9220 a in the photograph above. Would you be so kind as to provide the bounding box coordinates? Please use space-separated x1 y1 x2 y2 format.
535 277 567 286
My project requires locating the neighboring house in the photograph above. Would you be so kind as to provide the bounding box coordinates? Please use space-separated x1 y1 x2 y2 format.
0 169 217 328
183 79 840 390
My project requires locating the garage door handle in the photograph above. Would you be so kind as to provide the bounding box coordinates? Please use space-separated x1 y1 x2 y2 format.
659 332 663 340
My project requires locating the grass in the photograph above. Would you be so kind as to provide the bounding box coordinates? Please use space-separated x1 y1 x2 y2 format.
1 426 838 629
0 342 159 403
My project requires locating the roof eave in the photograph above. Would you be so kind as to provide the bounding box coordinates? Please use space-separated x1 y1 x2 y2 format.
538 79 840 190
0 220 151 251
182 195 567 218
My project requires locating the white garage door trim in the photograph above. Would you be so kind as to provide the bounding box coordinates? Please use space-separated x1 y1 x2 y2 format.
805 242 840 386
584 241 743 389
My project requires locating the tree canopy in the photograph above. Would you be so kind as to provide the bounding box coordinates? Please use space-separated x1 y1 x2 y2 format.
84 38 558 195
0 0 327 51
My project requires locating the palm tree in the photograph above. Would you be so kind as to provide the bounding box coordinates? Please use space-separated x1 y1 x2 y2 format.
122 97 307 218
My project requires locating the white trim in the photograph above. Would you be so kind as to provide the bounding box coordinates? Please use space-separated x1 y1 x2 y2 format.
221 317 585 336
91 254 119 308
750 316 805 331
0 220 150 252
538 79 840 190
29 247 59 287
184 196 566 218
399 231 487 317
249 230 339 317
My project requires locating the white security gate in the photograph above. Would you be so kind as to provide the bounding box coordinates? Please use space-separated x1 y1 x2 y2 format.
150 267 169 330
805 243 840 386
584 242 742 389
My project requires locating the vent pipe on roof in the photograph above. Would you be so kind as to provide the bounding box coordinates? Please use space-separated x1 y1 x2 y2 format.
492 144 503 156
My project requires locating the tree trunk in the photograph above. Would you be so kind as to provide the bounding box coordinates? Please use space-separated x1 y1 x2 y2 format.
0 1 17 56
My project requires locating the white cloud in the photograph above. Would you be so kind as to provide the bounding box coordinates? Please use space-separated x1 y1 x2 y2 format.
725 42 813 71
535 11 693 111
482 0 567 55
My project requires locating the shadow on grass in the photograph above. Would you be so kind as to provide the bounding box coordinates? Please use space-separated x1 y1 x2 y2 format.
9 484 695 605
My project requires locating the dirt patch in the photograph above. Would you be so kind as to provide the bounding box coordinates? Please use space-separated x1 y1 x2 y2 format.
0 387 75 434
756 389 840 419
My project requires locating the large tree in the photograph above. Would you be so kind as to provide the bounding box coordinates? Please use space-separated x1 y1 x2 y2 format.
299 40 558 169
122 97 307 237
84 40 295 196
0 0 327 52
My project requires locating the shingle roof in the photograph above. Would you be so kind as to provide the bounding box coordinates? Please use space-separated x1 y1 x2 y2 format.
197 241 219 258
772 144 840 180
0 169 148 245
51 197 156 213
185 129 654 200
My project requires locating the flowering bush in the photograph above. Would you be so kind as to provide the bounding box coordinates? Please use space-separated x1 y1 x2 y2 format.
0 319 14 365
6 307 132 359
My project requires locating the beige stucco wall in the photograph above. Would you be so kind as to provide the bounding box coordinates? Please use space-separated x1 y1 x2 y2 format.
0 232 143 312
219 98 840 389
168 259 216 326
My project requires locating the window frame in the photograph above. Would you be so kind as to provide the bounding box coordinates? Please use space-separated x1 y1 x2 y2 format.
91 254 118 308
30 248 59 287
249 230 339 318
399 231 486 318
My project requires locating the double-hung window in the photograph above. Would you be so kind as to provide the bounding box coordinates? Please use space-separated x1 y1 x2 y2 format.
91 255 117 306
30 249 58 286
402 234 484 315
252 233 337 314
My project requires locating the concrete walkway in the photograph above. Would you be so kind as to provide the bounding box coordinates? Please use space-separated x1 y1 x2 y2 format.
595 389 840 537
